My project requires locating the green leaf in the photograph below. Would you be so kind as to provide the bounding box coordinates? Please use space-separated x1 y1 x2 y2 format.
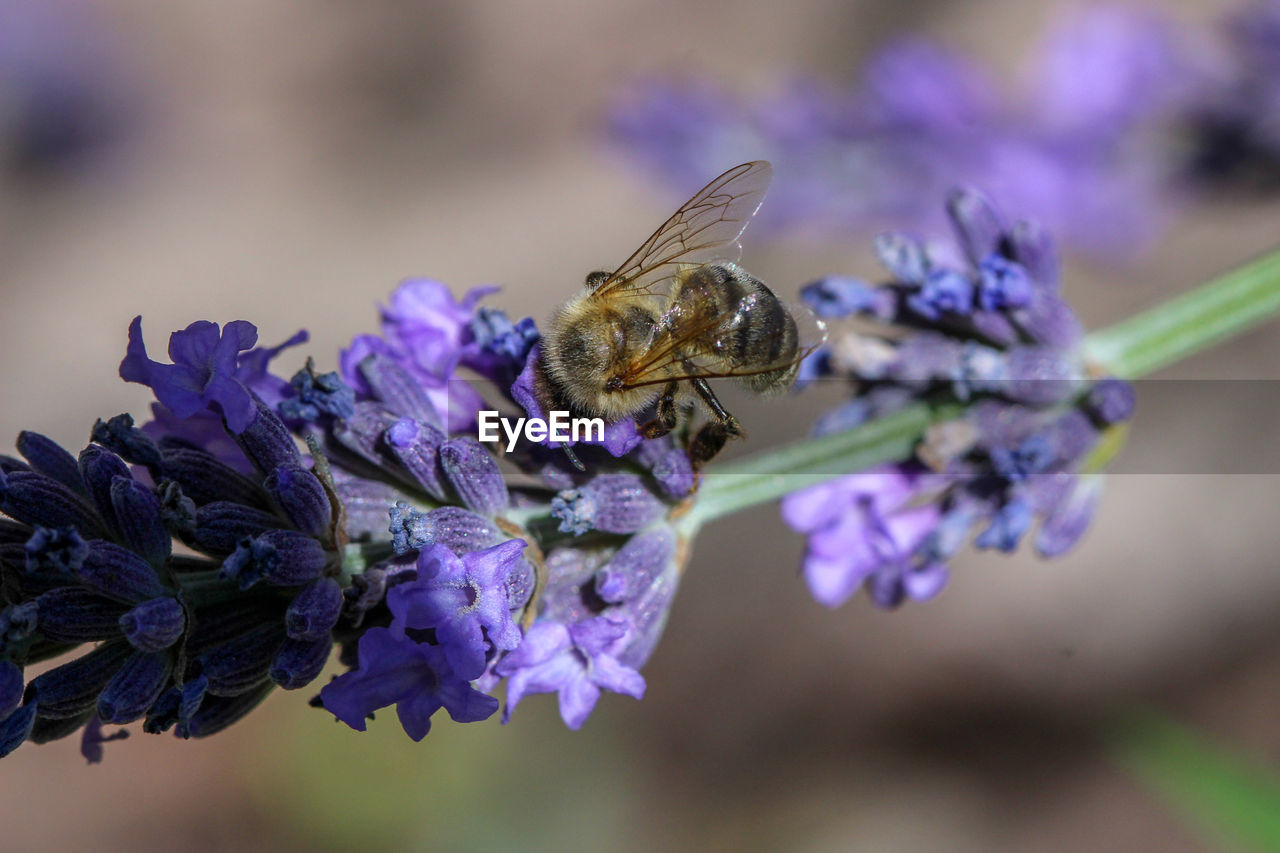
1111 711 1280 852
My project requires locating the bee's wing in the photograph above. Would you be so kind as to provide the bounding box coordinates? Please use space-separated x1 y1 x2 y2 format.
592 161 772 300
618 299 828 389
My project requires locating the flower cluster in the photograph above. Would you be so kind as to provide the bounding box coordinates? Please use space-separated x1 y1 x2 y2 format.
0 320 346 760
784 189 1135 609
607 2 1280 259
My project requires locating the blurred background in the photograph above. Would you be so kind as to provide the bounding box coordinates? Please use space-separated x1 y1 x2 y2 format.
2 0 1280 850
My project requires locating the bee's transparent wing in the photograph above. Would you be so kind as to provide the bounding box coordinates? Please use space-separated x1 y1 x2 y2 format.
592 161 772 300
618 299 828 389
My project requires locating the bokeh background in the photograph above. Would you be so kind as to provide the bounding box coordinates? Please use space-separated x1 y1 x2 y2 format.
2 0 1279 850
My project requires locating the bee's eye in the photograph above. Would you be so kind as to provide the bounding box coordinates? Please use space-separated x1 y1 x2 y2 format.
585 271 610 290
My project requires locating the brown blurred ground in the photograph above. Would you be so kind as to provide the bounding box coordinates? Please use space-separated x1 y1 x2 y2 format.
1 1 1278 851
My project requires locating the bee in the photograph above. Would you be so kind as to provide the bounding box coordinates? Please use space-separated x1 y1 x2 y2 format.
535 160 825 466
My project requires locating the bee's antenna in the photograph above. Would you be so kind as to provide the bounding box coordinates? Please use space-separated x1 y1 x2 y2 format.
562 444 586 472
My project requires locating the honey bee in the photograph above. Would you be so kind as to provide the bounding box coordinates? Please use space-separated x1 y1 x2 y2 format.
535 160 825 466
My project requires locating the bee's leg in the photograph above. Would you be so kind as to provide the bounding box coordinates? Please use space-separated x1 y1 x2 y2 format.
691 378 742 437
640 381 680 439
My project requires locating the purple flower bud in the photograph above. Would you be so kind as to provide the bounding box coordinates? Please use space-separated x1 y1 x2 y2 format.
156 481 197 534
285 577 343 641
356 353 443 427
875 232 929 284
551 474 665 535
233 397 302 474
180 680 273 738
159 446 271 510
97 651 172 724
0 469 104 539
220 530 328 590
270 636 333 689
264 465 332 540
36 589 127 642
1012 291 1083 349
90 414 164 477
78 541 167 603
17 432 84 496
0 661 22 720
440 437 508 515
119 597 186 652
109 477 169 566
0 702 37 758
1008 219 1059 290
200 623 286 697
977 256 1033 311
1036 475 1103 558
332 473 404 541
0 601 39 649
280 368 355 422
647 447 695 498
77 446 130 535
192 502 283 554
595 526 677 604
24 526 90 574
906 268 975 320
974 498 1034 552
947 187 1006 262
384 417 449 500
28 641 133 719
1086 378 1136 425
1003 345 1081 405
800 276 880 318
331 402 400 469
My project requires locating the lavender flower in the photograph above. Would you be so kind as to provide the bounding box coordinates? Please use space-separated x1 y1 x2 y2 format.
784 189 1134 609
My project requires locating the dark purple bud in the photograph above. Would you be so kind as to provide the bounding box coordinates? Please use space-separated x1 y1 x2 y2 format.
17 432 84 495
333 474 404 541
389 502 504 555
269 636 332 689
342 566 389 629
0 519 30 545
78 445 130 535
157 480 198 533
148 674 207 735
357 354 442 426
800 276 879 318
1086 378 1136 426
110 477 170 566
331 402 401 469
234 397 302 474
27 641 133 719
874 232 928 284
1036 477 1102 558
647 449 694 498
552 474 666 535
36 589 128 642
974 498 1033 552
97 651 173 724
1012 291 1082 349
596 526 677 604
0 701 37 757
0 469 104 539
968 309 1020 346
906 268 974 320
1009 219 1059 290
990 435 1055 482
384 417 449 500
24 525 90 574
440 437 508 515
947 187 1005 265
0 661 22 719
200 623 285 696
220 530 327 590
0 456 29 473
0 602 38 652
180 681 273 738
192 502 283 554
264 465 332 539
183 598 281 657
159 446 271 509
120 597 186 652
285 577 343 640
91 414 164 479
977 256 1032 311
280 368 356 422
77 541 167 603
29 710 95 746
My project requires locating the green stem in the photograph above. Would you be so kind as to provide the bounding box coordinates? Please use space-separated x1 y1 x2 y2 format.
1083 246 1280 379
689 245 1280 527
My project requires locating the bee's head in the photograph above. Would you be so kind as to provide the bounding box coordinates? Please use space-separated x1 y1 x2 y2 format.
584 270 611 291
